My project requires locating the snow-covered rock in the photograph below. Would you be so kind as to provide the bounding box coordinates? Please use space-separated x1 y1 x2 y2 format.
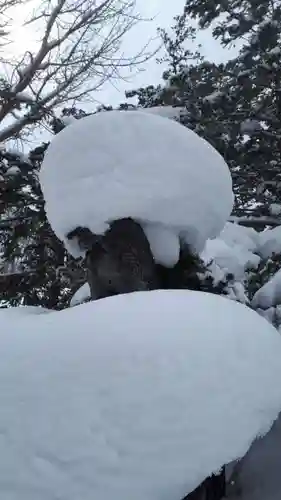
40 110 233 259
70 282 91 306
0 290 281 500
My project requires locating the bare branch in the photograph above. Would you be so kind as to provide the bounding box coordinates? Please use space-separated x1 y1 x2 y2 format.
0 0 155 143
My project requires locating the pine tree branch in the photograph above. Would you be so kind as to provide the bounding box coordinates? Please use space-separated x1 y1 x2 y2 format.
230 216 281 228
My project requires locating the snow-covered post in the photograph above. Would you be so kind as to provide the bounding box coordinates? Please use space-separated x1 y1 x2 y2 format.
38 109 236 498
39 109 233 304
66 219 159 299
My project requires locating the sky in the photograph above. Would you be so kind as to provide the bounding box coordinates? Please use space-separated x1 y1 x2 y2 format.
7 0 239 108
86 0 239 106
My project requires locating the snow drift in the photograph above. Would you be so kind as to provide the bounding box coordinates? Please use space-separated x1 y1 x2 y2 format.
0 289 281 500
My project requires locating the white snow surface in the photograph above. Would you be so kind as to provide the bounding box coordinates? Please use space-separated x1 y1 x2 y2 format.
240 119 262 135
270 203 281 216
220 222 259 252
201 237 260 280
61 115 77 127
203 91 224 103
252 269 281 309
258 226 281 258
0 305 50 319
142 223 180 267
139 105 184 120
1 290 281 500
6 165 21 176
40 110 233 258
201 223 260 281
268 46 281 56
70 282 91 306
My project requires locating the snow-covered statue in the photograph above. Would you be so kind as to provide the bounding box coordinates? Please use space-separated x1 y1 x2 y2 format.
5 111 281 500
39 109 233 300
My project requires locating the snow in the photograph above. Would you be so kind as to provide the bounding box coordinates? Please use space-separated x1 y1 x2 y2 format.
203 91 224 103
15 90 33 102
269 203 281 216
0 305 50 320
201 222 261 303
268 46 281 56
5 148 30 163
258 226 281 258
40 110 233 258
70 282 90 306
1 289 281 500
256 306 277 325
240 119 262 135
142 223 180 267
252 269 281 309
220 222 259 252
237 69 252 77
201 222 260 281
228 281 249 304
6 165 21 176
139 105 184 120
201 237 260 280
259 19 279 28
61 115 77 127
203 260 229 285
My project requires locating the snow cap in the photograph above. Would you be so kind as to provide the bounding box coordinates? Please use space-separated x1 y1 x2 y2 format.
1 289 281 500
40 110 234 258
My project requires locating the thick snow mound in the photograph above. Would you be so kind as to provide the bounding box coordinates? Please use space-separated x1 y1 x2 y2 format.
1 290 281 500
40 110 233 257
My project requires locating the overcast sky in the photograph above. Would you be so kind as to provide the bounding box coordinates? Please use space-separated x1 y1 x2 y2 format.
9 0 239 109
95 0 239 106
